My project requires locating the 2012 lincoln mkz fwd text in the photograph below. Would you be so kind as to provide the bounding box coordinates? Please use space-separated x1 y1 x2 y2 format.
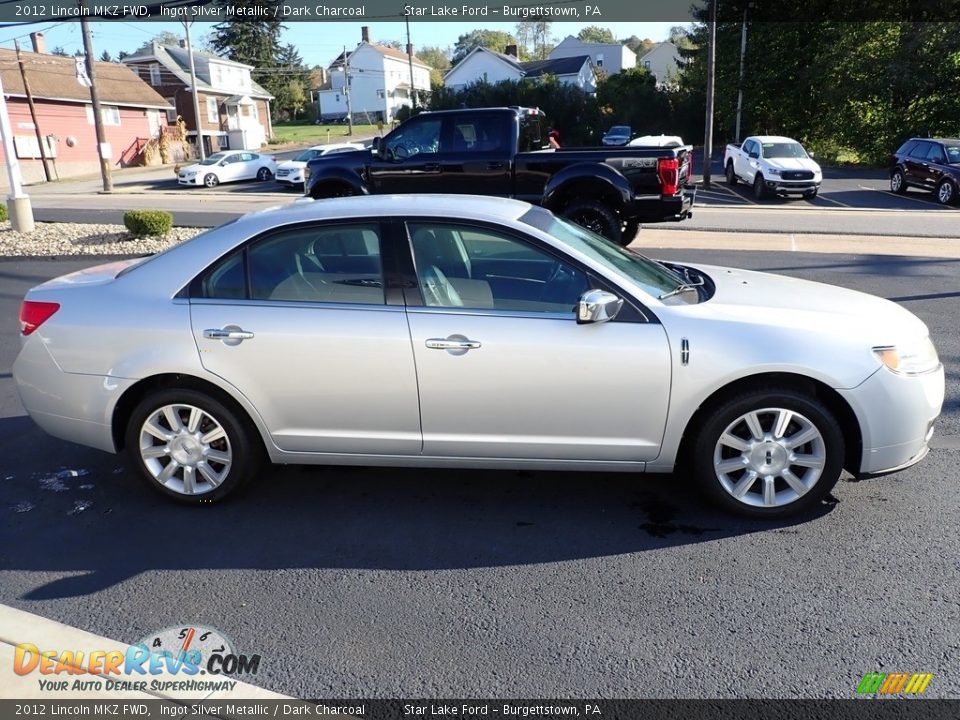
13 195 944 517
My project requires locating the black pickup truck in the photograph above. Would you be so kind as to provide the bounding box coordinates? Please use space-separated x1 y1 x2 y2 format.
304 107 694 246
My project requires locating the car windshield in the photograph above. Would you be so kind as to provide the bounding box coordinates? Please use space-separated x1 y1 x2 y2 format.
199 153 228 166
608 126 630 135
520 210 699 304
294 149 322 162
762 142 808 159
945 144 960 163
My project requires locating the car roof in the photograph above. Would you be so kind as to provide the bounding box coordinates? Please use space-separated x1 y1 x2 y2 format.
751 136 801 143
909 137 960 143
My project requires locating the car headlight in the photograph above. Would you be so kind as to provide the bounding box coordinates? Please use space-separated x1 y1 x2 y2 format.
767 167 781 175
304 167 311 182
185 171 197 178
873 337 940 375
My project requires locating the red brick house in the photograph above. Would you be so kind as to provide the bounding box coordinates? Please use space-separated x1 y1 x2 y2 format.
122 42 273 155
0 34 173 188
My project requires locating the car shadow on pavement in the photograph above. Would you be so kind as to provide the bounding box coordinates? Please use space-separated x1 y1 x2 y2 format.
0 416 835 600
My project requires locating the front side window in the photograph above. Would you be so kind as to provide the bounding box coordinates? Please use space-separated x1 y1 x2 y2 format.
384 117 441 159
408 222 589 314
198 224 384 305
926 143 947 164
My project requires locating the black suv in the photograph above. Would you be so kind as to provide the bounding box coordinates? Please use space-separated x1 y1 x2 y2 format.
890 137 960 205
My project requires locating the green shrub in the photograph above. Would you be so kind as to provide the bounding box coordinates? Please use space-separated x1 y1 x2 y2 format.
124 209 173 236
0 203 7 222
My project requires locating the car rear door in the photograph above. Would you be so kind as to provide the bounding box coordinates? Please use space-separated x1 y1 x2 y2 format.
438 113 513 196
400 219 672 462
189 220 421 455
904 141 932 188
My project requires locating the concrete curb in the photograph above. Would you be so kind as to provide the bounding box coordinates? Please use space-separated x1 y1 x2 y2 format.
0 604 289 701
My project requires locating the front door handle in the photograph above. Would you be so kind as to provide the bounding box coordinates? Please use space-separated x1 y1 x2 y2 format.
423 163 440 172
487 161 506 170
204 328 254 341
425 338 481 350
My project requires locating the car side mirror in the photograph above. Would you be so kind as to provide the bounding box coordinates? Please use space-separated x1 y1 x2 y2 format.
808 151 815 158
748 151 759 159
372 136 383 155
219 160 228 166
577 289 623 324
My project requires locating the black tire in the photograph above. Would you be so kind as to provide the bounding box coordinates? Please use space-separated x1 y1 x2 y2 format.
890 169 907 194
690 388 845 518
753 173 767 200
125 388 263 505
203 173 219 188
725 161 738 186
804 188 818 199
935 179 957 206
621 220 640 246
257 167 273 181
563 200 623 245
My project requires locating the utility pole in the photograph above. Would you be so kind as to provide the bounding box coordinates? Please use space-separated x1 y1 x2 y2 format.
0 72 34 231
405 15 416 111
343 46 353 136
15 40 52 182
734 4 750 143
702 0 717 187
183 20 205 160
79 6 112 192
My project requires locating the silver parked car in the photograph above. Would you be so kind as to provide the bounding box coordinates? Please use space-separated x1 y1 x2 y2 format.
13 196 944 517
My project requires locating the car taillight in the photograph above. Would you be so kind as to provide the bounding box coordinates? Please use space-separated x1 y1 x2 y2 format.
658 157 680 196
19 300 60 336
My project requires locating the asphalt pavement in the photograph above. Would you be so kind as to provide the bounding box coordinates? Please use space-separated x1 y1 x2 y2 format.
1 250 957 699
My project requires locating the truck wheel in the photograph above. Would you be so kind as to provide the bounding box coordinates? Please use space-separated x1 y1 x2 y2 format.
563 200 622 245
621 220 640 246
753 174 768 200
725 162 738 186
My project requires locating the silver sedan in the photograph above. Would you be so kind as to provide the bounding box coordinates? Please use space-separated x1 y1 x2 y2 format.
13 196 945 517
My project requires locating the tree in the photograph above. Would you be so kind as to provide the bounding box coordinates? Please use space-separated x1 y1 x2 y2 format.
100 50 112 62
622 36 655 56
668 25 695 50
417 46 451 87
516 20 552 59
51 46 69 57
209 4 283 97
577 26 616 44
152 31 182 46
452 30 518 64
275 80 307 121
117 50 130 61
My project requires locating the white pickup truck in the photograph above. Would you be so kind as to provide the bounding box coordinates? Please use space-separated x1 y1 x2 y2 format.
724 136 822 199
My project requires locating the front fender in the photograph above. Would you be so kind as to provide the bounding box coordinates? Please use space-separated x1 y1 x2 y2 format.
307 166 368 197
542 163 632 212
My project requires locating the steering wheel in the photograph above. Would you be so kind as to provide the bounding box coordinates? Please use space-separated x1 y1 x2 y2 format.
394 143 412 160
539 260 577 306
421 265 463 307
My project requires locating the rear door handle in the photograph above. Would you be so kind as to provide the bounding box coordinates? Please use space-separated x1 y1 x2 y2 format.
204 328 254 340
425 338 481 350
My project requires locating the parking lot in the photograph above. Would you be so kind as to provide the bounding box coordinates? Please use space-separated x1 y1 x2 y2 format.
1 248 958 699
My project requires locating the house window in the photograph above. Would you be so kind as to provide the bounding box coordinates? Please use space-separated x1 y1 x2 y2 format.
207 97 218 123
149 64 161 86
595 55 603 68
86 105 120 126
376 89 384 99
165 98 177 123
251 102 259 121
644 60 651 69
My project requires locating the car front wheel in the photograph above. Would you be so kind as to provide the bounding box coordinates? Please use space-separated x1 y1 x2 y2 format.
203 173 219 188
725 162 738 185
936 179 957 205
125 388 262 504
691 388 845 518
257 167 273 181
753 174 768 200
563 200 623 245
890 169 907 194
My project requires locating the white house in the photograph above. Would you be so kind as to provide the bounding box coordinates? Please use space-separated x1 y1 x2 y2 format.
549 36 637 75
637 42 683 88
318 27 431 123
444 46 596 93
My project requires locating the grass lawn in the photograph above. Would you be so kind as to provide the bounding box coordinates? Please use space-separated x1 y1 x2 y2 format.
269 123 380 145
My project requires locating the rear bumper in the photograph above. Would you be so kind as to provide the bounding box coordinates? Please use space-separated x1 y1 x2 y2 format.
626 190 695 223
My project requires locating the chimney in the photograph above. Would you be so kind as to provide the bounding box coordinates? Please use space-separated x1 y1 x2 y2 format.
30 32 45 54
361 26 370 44
505 44 518 58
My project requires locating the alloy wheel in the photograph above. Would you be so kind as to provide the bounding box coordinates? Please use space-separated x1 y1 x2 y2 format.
938 181 954 204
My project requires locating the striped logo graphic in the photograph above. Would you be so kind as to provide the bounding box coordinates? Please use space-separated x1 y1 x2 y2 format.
856 672 933 694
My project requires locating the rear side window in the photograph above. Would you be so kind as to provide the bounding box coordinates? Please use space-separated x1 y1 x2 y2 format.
452 114 509 154
896 140 917 156
909 142 931 159
519 114 543 152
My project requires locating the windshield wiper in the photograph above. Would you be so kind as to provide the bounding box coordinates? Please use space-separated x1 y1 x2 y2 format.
658 276 704 300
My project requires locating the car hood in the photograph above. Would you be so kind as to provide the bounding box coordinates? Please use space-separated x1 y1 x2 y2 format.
765 157 821 173
277 160 307 171
179 163 214 174
311 148 370 164
687 263 928 342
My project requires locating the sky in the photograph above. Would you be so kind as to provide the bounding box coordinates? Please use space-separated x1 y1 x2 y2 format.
0 21 681 67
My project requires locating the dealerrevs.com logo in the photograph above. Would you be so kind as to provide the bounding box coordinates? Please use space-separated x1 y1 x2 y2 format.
13 625 262 694
856 672 933 695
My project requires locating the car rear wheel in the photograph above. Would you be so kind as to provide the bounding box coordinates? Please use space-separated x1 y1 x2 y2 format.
890 169 907 194
257 167 273 181
125 389 262 504
691 388 845 518
753 174 768 200
203 173 219 188
935 179 957 205
563 200 623 245
725 162 738 185
621 220 640 246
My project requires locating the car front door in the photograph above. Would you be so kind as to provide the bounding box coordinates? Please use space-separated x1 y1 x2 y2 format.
401 220 672 462
189 221 421 455
924 142 948 189
217 153 243 183
904 141 932 188
369 115 443 194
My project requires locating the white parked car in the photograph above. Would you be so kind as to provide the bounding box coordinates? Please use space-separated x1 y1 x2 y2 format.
178 151 277 188
12 196 943 517
275 143 366 189
724 136 822 199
